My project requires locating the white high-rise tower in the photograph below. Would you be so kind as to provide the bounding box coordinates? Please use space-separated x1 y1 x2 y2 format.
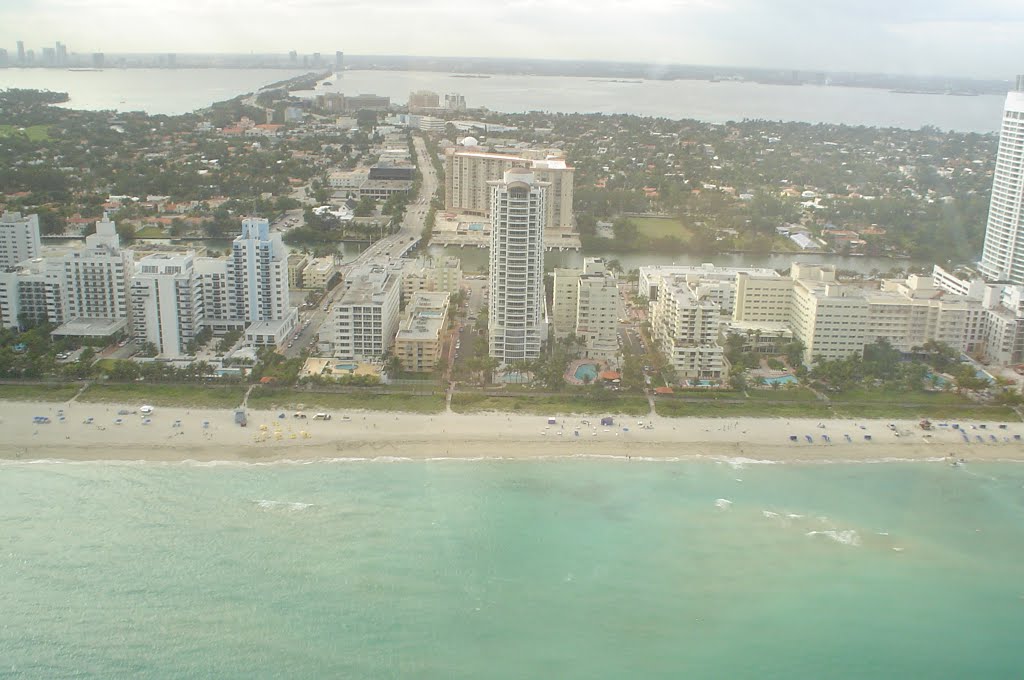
488 168 548 363
979 76 1024 283
230 217 288 322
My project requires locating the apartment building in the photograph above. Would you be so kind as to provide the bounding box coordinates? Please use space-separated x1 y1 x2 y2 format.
302 258 338 291
0 211 42 269
394 291 450 373
445 148 575 230
57 216 132 330
551 258 620 362
488 169 548 363
649 274 726 380
0 258 64 329
131 253 203 357
318 261 402 361
978 76 1024 284
402 256 463 300
288 253 310 289
231 218 289 323
194 257 238 334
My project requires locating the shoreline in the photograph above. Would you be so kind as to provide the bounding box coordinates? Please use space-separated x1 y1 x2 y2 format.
2 400 1022 464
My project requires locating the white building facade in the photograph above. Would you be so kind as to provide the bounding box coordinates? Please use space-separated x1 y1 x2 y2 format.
0 211 42 270
551 258 621 362
131 253 203 357
318 261 402 361
979 77 1024 284
231 217 289 323
488 169 548 363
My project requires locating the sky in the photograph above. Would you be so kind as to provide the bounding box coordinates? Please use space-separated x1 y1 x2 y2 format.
2 0 1022 79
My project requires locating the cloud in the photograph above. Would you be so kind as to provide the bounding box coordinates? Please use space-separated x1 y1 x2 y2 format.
0 0 1018 78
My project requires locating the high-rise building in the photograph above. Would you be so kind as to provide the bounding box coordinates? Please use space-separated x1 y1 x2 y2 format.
16 40 25 64
59 216 132 326
92 52 104 68
0 211 42 269
444 93 466 111
318 261 402 361
335 51 344 71
231 217 288 323
979 76 1024 284
650 274 727 380
408 90 440 110
488 168 548 363
55 41 67 66
445 149 575 230
131 253 203 357
0 258 64 329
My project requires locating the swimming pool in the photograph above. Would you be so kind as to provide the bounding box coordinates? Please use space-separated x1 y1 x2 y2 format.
574 363 599 382
335 363 358 372
762 375 798 385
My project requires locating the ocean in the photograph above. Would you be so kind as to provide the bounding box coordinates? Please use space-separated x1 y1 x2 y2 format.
3 458 1022 678
0 67 1006 131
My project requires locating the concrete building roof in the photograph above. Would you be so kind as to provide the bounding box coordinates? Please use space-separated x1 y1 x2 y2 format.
52 317 129 337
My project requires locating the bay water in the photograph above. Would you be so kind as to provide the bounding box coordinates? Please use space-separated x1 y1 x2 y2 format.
2 458 1022 678
0 67 1005 131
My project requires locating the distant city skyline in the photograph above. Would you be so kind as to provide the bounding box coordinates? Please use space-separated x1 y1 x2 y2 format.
1 1 1022 79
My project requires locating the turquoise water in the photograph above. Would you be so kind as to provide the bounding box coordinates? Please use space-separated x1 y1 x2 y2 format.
763 375 798 385
334 363 358 371
2 459 1024 678
574 363 600 381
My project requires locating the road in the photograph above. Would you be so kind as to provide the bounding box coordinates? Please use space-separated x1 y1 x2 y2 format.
339 135 439 272
280 135 440 359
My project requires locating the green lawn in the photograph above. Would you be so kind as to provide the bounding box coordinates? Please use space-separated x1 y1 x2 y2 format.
655 397 831 418
0 124 51 141
133 227 167 238
746 386 820 401
0 383 82 402
248 389 446 414
452 392 650 416
629 216 693 241
79 383 247 409
653 386 1020 421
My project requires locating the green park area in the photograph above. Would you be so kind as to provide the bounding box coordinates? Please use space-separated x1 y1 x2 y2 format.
0 124 51 141
628 216 694 242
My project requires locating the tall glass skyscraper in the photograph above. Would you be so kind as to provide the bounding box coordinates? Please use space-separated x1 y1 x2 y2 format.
979 76 1024 283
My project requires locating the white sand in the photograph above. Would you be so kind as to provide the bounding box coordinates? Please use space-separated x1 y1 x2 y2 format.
1 400 1022 463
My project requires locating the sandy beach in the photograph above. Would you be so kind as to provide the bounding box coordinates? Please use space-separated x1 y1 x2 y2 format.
1 399 1022 463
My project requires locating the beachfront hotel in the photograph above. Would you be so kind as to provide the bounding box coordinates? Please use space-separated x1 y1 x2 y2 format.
487 168 549 364
978 76 1024 284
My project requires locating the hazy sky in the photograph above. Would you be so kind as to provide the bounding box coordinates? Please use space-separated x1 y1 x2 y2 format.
3 0 1021 79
